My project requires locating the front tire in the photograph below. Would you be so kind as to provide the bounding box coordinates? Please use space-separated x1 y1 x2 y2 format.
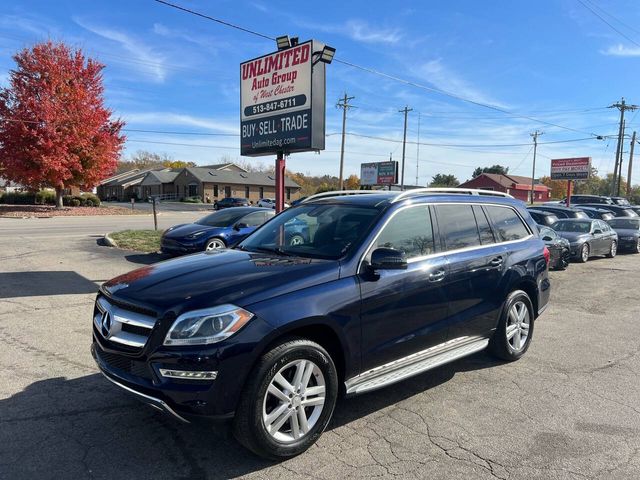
606 240 617 258
577 243 590 263
489 290 534 361
557 248 570 270
205 238 226 251
232 338 338 460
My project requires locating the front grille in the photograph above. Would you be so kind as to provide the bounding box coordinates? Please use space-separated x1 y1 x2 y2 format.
97 349 152 380
94 296 157 350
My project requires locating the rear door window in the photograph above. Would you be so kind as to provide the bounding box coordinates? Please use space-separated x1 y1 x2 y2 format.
242 211 267 226
485 206 530 242
435 204 482 251
472 205 495 245
373 206 435 259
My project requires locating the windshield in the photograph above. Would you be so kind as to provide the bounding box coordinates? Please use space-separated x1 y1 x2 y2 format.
196 210 247 227
608 218 640 229
614 198 631 206
553 220 592 233
238 204 381 259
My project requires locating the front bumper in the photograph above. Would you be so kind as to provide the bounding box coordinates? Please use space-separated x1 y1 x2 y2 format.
618 238 638 251
160 238 203 254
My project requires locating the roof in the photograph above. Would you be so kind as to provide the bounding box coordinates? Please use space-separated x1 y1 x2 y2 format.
184 167 300 188
100 169 153 187
463 173 550 191
140 169 181 185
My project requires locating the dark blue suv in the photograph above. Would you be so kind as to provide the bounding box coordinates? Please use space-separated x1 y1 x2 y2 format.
91 189 550 459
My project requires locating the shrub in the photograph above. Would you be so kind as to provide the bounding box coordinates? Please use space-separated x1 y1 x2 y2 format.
70 198 81 207
35 191 56 205
181 196 203 203
81 193 101 207
0 191 36 204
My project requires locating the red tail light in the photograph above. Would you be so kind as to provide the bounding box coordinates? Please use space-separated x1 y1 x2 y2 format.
543 246 550 266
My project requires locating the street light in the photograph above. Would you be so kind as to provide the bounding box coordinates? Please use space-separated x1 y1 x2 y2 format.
276 35 291 50
313 45 336 65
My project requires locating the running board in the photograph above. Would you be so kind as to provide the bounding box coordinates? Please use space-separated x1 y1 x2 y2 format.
345 336 489 395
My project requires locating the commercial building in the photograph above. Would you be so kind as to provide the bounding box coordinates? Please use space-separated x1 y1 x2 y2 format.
458 173 551 202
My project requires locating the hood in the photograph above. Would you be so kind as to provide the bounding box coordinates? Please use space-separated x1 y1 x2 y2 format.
556 231 591 243
164 223 219 238
101 249 339 315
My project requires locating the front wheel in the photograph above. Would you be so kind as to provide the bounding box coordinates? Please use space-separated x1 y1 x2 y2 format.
577 243 590 263
289 234 305 246
606 240 617 258
233 338 338 460
635 238 640 254
205 238 226 251
489 290 534 361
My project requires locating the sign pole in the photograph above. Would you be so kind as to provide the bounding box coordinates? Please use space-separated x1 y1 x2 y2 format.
275 151 285 213
566 181 572 208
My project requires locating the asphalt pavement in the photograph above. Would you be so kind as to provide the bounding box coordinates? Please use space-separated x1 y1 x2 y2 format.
1 216 640 479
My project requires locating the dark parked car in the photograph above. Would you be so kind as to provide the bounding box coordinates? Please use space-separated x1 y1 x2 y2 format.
92 189 550 459
161 207 275 253
562 194 614 205
539 226 570 270
574 206 615 221
579 203 639 218
610 196 631 206
213 197 250 210
529 205 590 219
606 218 640 253
552 218 618 262
528 209 559 227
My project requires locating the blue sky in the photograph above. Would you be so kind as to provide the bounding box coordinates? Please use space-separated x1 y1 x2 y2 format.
1 0 640 185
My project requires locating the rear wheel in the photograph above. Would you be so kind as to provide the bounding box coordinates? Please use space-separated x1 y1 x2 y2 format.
636 238 640 254
577 243 589 263
289 234 305 246
489 290 534 361
606 240 617 258
233 338 338 460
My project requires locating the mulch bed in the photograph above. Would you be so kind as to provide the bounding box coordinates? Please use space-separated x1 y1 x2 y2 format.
0 204 148 218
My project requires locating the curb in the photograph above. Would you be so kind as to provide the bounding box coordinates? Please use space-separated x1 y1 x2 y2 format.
103 232 118 248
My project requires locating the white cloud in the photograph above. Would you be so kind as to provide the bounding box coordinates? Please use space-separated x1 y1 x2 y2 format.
294 19 402 45
73 17 167 82
121 112 238 134
600 44 640 57
416 59 510 109
152 23 220 52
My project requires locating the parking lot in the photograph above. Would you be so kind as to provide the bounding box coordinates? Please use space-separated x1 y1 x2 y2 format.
1 215 640 480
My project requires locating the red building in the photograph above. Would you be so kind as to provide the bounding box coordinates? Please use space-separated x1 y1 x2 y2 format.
458 173 551 203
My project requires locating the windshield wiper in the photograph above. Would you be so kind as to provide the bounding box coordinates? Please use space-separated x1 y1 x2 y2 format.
246 246 293 257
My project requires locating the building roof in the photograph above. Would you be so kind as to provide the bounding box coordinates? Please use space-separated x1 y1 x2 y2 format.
184 167 300 188
463 173 549 192
140 169 181 185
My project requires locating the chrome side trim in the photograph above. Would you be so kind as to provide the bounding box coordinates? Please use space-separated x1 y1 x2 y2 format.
344 336 489 395
391 187 513 203
99 371 190 423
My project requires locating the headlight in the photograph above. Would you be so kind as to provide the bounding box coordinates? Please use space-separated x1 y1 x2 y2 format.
163 305 254 346
186 231 206 239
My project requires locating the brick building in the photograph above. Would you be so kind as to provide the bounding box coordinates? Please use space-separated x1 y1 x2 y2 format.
458 173 551 202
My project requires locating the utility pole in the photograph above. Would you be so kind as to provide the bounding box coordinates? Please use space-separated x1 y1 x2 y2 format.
337 93 355 190
399 105 413 190
617 120 626 196
627 131 636 197
609 98 638 195
530 130 543 204
415 112 421 187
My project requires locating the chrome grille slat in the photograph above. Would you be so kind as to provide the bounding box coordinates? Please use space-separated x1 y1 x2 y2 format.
95 296 157 349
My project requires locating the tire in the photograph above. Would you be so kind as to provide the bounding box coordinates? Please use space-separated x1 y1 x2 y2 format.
289 234 305 246
636 238 640 254
489 290 534 362
557 248 570 270
205 238 226 251
606 240 617 258
232 338 339 460
577 243 589 263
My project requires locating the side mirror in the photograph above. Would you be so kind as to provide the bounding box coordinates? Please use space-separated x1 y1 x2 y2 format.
370 247 407 270
234 222 248 231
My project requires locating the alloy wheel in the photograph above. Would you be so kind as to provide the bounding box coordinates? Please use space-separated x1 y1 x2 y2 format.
581 244 589 262
637 239 640 253
505 300 530 352
289 235 304 246
262 359 326 443
610 241 617 257
205 239 225 251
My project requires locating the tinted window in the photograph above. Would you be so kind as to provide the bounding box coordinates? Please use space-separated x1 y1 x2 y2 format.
608 218 640 229
539 226 556 240
196 209 248 227
436 205 481 251
554 220 592 233
242 211 266 226
373 206 435 259
485 206 530 242
473 206 495 245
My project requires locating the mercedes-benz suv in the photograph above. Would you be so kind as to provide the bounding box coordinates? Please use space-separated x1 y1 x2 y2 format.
91 188 550 459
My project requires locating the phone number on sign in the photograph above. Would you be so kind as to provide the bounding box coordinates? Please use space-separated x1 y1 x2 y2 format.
244 95 306 117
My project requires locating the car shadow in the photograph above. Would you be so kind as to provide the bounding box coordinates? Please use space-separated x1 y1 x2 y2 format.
0 351 503 479
0 271 99 298
124 252 173 265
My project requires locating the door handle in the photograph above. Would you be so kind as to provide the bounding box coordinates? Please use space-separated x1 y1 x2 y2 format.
429 270 446 282
489 256 504 267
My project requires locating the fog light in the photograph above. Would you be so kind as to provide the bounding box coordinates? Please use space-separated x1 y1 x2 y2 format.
159 369 217 380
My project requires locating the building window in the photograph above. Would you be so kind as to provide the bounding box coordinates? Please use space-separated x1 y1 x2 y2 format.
259 187 264 198
245 186 250 198
213 185 218 197
286 188 291 200
225 186 231 197
188 184 198 197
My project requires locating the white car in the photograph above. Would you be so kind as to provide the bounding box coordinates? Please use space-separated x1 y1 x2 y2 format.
257 198 290 209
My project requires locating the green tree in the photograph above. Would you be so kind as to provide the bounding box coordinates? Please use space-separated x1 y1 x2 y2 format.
472 165 509 178
429 173 459 187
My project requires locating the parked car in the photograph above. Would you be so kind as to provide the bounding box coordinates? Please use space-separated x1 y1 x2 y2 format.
606 217 640 253
92 189 550 459
257 198 290 209
529 205 590 219
610 196 631 206
539 226 570 270
528 209 559 227
562 194 614 205
573 206 615 221
551 218 618 262
579 203 639 218
213 197 250 210
628 205 640 216
161 207 275 254
290 196 308 207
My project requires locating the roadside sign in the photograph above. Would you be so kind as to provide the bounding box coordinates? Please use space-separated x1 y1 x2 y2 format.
360 161 398 185
240 40 326 156
550 157 591 180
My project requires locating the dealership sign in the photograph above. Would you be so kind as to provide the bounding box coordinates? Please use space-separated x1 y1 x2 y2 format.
550 157 591 180
360 161 399 186
240 40 326 156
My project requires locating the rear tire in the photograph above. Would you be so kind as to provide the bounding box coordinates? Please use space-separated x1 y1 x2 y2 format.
557 248 570 270
232 338 338 460
577 243 589 263
606 240 617 258
489 290 534 362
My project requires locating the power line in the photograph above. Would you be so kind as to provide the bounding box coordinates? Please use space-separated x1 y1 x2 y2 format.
576 0 640 48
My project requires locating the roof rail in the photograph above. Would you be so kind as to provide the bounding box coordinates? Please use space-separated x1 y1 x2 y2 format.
390 187 514 203
300 190 382 203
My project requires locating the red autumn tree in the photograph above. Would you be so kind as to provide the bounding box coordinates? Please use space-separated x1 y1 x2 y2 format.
0 41 125 207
